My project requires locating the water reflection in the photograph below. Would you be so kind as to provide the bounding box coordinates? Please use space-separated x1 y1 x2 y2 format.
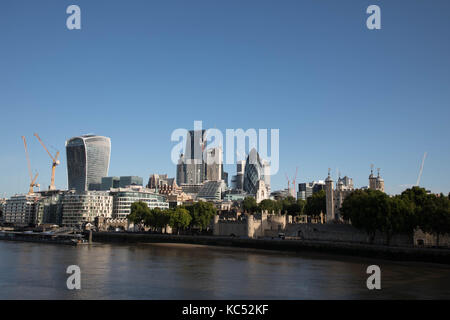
0 241 449 299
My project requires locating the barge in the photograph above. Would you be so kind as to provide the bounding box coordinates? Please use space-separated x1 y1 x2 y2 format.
0 230 89 246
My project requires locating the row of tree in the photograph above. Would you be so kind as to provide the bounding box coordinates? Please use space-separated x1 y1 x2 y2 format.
242 190 326 217
341 187 450 245
127 201 216 234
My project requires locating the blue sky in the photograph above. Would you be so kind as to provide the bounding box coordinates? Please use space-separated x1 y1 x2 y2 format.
1 0 449 197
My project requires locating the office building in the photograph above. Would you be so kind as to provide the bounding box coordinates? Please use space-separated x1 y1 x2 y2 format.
36 192 64 225
297 181 326 200
3 194 41 226
118 176 143 188
231 160 245 190
243 148 270 198
177 130 208 185
197 180 227 201
205 147 223 181
176 155 186 186
109 186 169 219
101 176 143 191
101 176 120 190
66 135 111 192
0 198 5 223
61 191 113 228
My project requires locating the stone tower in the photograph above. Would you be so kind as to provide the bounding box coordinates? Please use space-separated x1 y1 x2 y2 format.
325 169 334 223
369 165 377 190
376 168 385 192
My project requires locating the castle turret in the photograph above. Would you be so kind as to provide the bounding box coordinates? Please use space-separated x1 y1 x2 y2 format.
325 169 334 223
376 168 385 192
369 164 377 190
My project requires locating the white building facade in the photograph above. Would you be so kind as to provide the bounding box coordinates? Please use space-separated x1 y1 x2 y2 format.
61 191 113 227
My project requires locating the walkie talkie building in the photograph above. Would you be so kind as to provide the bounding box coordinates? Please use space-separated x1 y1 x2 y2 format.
66 135 111 192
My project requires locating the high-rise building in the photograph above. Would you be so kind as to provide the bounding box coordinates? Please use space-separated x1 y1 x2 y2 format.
101 176 120 190
176 155 186 186
66 135 111 192
221 170 228 187
205 147 223 181
297 181 326 200
231 160 245 190
243 148 270 197
118 176 143 188
177 130 208 185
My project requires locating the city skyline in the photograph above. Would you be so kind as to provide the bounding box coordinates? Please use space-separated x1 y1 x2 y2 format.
1 1 450 196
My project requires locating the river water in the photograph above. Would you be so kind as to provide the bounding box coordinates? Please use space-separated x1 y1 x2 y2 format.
0 241 449 299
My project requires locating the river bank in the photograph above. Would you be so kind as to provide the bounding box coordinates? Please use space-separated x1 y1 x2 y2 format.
90 232 450 264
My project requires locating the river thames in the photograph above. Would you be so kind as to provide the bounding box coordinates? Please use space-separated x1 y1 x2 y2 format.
0 241 449 299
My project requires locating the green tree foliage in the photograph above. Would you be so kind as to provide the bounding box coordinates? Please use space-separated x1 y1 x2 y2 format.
181 201 216 230
327 186 450 246
127 201 151 230
400 187 429 212
400 187 450 246
418 194 450 246
383 195 415 245
281 197 306 216
258 199 281 213
341 189 390 243
169 207 192 234
304 190 326 217
146 207 171 231
242 196 258 213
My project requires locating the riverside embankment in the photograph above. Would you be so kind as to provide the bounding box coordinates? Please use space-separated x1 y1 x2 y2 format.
90 232 450 264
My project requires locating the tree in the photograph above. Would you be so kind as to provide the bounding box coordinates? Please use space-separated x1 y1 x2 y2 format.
258 199 280 213
341 189 389 243
127 201 151 231
383 196 415 245
304 190 326 218
242 197 258 213
182 201 216 231
419 195 450 246
169 208 192 235
400 187 428 214
295 199 307 216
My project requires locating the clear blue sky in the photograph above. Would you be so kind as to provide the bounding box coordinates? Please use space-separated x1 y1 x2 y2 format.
1 0 449 197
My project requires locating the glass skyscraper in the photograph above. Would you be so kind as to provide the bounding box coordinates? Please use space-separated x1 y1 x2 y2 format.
177 130 208 185
243 148 264 195
66 135 111 192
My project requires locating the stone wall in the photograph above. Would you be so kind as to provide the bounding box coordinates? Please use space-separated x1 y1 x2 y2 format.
285 223 413 247
213 219 248 237
414 229 450 247
213 213 289 238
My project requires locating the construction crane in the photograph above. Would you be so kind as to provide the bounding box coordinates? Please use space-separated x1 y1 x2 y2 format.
416 152 427 186
291 167 298 196
34 133 60 191
21 136 39 195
